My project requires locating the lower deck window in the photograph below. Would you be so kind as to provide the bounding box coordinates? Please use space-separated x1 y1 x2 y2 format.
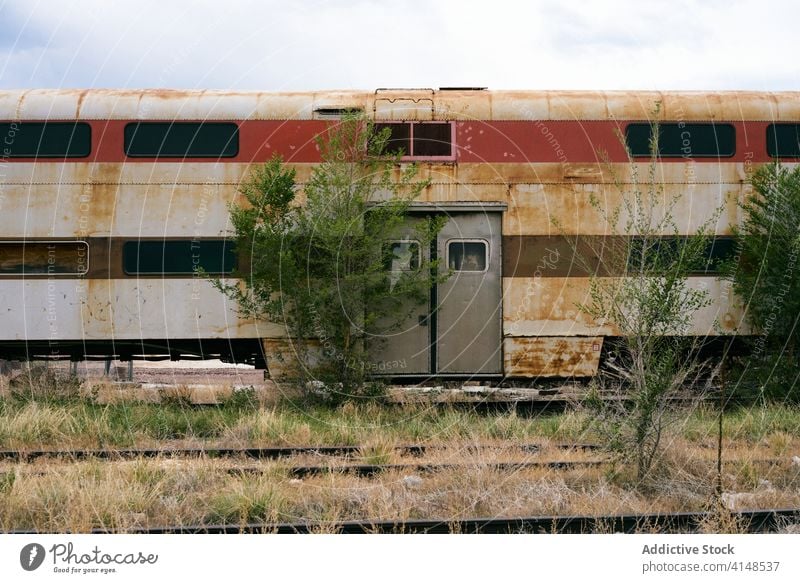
627 237 735 274
0 242 88 274
123 240 236 275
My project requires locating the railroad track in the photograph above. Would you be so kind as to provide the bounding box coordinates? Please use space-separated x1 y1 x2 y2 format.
3 459 610 479
0 442 600 462
10 509 799 535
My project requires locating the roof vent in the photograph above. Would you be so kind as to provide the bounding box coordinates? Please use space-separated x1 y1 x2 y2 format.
313 107 364 118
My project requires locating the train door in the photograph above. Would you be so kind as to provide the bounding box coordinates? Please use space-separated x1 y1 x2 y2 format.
436 212 503 374
369 207 503 377
368 217 432 375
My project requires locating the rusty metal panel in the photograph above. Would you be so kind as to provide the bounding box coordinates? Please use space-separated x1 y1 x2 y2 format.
2 90 800 122
1 160 758 186
0 280 84 340
503 336 602 377
136 92 261 121
251 92 317 120
504 182 744 236
0 182 236 238
503 276 611 337
690 278 749 335
0 183 107 238
547 92 611 120
111 184 237 237
454 162 753 185
80 279 267 340
489 92 551 121
503 276 747 338
15 89 84 119
605 92 664 120
416 182 508 204
775 95 800 120
75 90 145 119
434 91 492 121
0 279 272 342
0 91 24 118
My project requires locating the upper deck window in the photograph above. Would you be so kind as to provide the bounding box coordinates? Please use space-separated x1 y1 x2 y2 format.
625 123 735 158
374 122 454 159
124 122 239 158
767 124 800 158
0 122 91 158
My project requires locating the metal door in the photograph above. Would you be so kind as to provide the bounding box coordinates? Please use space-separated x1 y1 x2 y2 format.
436 212 503 374
367 217 431 375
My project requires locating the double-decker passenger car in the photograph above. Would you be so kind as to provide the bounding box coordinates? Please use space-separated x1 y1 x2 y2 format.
1 88 798 378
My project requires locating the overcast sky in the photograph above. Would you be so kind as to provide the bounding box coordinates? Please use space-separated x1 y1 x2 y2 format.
0 0 796 91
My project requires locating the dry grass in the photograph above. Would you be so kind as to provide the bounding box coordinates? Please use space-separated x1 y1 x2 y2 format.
1 436 798 533
1 382 799 533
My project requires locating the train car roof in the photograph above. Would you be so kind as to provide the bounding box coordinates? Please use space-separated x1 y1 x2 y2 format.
1 89 799 121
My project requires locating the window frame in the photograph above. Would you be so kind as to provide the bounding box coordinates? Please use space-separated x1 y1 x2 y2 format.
123 121 240 159
374 121 456 161
446 238 489 273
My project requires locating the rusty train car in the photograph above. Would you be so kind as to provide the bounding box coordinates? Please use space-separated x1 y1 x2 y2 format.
1 88 798 379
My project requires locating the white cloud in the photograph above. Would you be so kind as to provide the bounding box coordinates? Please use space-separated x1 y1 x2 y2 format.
0 0 796 90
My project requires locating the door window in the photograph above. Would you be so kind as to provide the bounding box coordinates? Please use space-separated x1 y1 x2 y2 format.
447 240 487 272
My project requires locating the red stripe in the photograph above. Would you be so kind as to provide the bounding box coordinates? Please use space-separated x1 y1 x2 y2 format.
1 119 783 164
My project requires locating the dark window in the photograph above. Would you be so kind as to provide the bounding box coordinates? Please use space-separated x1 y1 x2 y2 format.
0 242 88 274
627 237 735 274
0 122 91 158
414 123 452 157
374 123 410 156
373 122 453 158
767 124 800 158
626 123 735 158
123 240 236 275
448 241 487 272
124 122 239 158
384 241 420 271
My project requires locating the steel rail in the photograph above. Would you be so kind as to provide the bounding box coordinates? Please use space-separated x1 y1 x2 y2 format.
9 509 799 535
0 442 600 462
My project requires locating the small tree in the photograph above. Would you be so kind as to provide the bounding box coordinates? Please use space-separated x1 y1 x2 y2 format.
217 115 443 401
727 163 800 401
579 117 719 483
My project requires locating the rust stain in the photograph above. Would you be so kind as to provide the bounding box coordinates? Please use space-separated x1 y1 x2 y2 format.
503 336 602 377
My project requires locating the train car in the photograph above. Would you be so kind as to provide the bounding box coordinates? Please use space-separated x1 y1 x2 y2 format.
1 88 798 379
